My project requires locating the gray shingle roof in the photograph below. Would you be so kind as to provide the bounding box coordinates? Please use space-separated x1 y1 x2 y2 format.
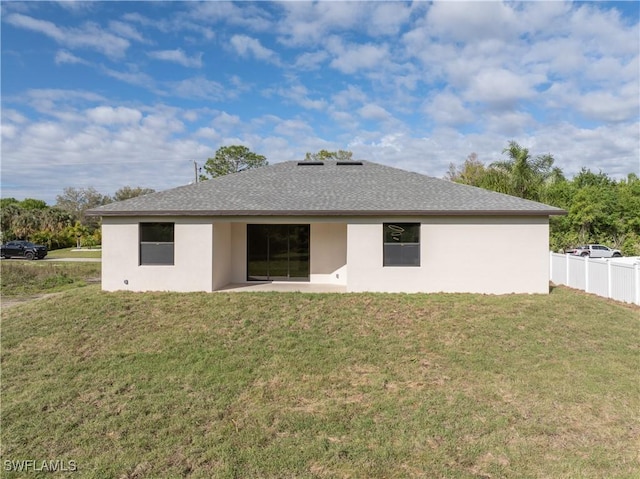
89 160 566 216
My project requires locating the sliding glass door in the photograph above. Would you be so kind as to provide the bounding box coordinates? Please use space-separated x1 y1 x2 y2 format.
247 224 310 281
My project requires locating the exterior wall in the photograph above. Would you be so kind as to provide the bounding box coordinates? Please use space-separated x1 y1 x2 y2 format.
212 222 232 290
230 223 247 284
102 215 550 294
310 223 347 285
101 217 213 292
347 217 550 294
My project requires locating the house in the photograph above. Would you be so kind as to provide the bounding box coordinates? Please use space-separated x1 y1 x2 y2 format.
89 160 565 294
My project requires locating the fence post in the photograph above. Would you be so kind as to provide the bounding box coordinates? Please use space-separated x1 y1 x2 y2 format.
635 262 640 306
607 260 612 299
584 256 590 293
566 254 570 286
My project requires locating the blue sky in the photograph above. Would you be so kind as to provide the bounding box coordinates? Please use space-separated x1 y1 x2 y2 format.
2 1 639 204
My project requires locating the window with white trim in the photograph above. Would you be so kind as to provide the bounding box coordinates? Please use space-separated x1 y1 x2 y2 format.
383 223 420 267
140 223 174 265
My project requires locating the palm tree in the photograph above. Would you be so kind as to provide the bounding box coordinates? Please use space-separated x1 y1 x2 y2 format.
11 210 40 239
490 141 560 201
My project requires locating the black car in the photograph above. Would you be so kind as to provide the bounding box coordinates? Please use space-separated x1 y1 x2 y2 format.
1 240 48 260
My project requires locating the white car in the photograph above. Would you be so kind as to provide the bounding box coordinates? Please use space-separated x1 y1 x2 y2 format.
571 244 622 258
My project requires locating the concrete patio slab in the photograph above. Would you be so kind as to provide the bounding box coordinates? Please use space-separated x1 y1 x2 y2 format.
215 282 347 293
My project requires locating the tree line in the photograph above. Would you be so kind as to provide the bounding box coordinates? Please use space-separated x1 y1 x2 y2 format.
1 186 155 249
5 143 634 255
447 142 640 255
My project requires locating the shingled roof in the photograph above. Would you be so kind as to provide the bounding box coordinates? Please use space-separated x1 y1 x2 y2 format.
90 160 566 217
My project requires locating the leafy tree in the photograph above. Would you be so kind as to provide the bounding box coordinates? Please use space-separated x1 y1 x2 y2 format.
71 221 90 248
446 143 640 255
304 149 353 162
573 168 614 189
55 187 111 228
113 186 156 202
201 145 268 180
0 198 19 209
490 141 562 201
11 209 40 239
20 198 48 210
446 153 484 183
0 203 21 241
618 174 640 235
445 153 508 192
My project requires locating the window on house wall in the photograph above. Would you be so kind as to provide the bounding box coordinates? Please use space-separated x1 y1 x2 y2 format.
140 222 174 265
383 223 420 266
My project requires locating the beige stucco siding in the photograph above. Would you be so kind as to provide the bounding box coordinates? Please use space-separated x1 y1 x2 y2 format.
230 223 247 284
346 217 549 294
310 223 347 285
102 215 550 294
212 222 232 290
101 217 213 292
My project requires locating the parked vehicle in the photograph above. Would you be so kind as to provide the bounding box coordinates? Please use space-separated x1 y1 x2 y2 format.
569 244 622 258
1 240 48 260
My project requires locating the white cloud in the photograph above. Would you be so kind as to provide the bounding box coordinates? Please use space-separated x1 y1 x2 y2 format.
168 76 226 101
276 83 327 111
425 2 520 43
54 49 88 65
55 1 94 13
101 66 155 89
482 111 537 137
424 91 473 127
464 68 540 106
2 1 638 203
273 118 314 137
327 38 389 74
187 2 273 32
212 112 241 131
574 84 640 123
1 124 18 140
6 13 130 58
331 85 368 110
329 110 357 129
108 20 147 43
230 35 278 64
366 2 415 36
569 3 639 56
358 104 391 122
87 106 142 125
2 109 28 124
148 49 203 68
277 2 364 46
194 127 219 140
293 51 329 71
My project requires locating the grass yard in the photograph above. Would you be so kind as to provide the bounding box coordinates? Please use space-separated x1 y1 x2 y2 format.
47 247 102 259
0 261 101 298
1 283 638 478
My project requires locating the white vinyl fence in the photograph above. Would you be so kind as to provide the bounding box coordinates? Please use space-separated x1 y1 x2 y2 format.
550 253 640 305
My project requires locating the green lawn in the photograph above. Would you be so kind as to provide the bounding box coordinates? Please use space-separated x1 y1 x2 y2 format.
0 261 101 297
1 283 638 478
47 247 102 259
